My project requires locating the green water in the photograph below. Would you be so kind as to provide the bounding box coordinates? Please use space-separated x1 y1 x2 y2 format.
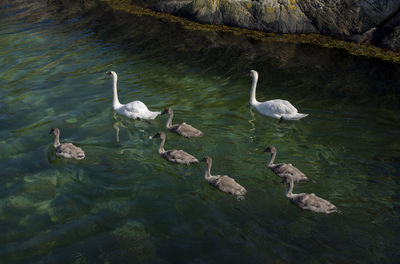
1 1 400 263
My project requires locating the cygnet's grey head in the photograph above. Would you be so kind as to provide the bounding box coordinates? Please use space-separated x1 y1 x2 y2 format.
49 127 60 135
262 146 276 153
152 131 165 139
161 107 173 115
201 156 212 163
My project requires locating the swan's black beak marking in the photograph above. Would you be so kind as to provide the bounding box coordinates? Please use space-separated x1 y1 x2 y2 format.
106 71 111 76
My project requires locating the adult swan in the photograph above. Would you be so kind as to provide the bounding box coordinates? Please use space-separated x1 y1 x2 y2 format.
248 70 308 120
106 71 161 120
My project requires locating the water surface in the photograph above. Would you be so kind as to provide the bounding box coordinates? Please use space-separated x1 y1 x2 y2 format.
1 1 400 263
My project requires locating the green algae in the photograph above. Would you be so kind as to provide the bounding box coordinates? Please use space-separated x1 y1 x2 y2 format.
100 0 400 63
112 220 156 262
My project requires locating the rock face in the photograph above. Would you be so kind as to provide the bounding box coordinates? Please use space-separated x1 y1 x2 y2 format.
152 0 400 51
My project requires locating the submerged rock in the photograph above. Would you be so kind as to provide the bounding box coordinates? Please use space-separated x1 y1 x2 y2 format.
112 220 156 262
47 194 90 223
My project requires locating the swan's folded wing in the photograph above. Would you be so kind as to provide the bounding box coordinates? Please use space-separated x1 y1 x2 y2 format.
216 176 247 196
124 100 149 113
272 163 302 176
299 194 337 213
260 99 298 115
292 194 311 208
167 150 198 164
175 123 203 137
57 143 85 159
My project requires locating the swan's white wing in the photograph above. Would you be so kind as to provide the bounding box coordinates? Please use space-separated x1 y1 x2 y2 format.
257 99 298 115
124 100 149 113
119 100 160 119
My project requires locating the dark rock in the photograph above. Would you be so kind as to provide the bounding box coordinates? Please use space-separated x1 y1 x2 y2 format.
381 26 400 51
152 0 400 51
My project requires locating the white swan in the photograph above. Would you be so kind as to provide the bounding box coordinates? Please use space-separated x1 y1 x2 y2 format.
249 70 308 120
106 71 161 120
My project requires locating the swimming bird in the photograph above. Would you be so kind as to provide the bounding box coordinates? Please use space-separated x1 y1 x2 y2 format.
248 70 308 120
285 177 339 214
106 71 161 120
49 128 85 160
201 156 247 198
152 131 199 165
262 146 311 183
161 107 203 138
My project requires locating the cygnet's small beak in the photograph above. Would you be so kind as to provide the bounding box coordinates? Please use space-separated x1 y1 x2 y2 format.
150 133 160 139
262 148 268 152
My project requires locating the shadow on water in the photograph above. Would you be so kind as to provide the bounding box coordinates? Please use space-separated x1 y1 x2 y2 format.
4 0 400 111
60 1 400 112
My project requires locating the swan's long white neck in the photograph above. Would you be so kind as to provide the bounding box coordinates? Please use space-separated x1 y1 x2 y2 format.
166 111 173 129
250 73 259 106
267 151 276 167
286 180 294 198
111 73 122 109
53 132 61 148
204 159 212 181
158 136 166 154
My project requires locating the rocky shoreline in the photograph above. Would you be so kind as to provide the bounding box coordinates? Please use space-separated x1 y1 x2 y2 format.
152 0 400 52
45 0 400 62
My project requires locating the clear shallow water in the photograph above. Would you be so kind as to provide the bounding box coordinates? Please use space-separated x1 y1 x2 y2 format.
1 1 400 263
